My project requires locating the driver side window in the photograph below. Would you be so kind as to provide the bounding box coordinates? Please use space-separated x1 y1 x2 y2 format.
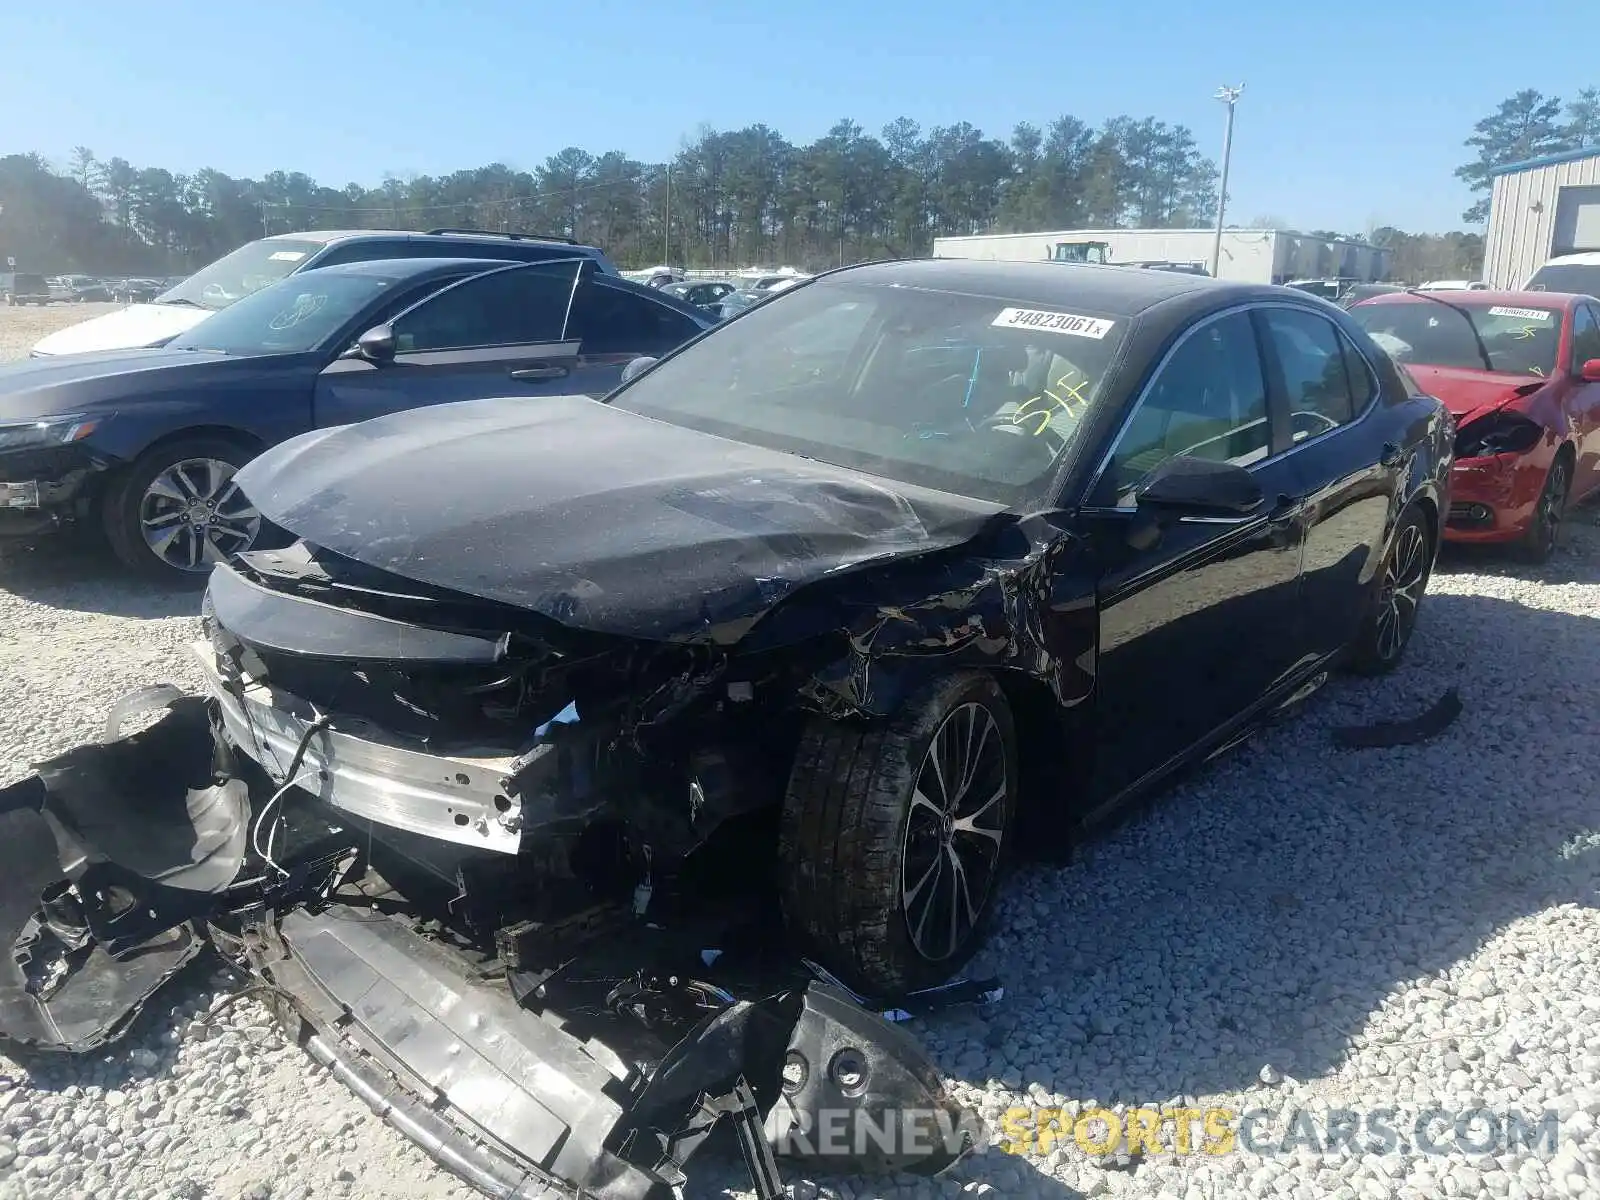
1100 310 1269 502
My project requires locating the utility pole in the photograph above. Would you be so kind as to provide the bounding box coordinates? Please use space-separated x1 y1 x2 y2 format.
663 164 671 267
1210 84 1243 280
259 200 270 237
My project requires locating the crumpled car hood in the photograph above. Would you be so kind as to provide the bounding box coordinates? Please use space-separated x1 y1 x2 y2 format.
235 395 1008 643
1406 363 1547 424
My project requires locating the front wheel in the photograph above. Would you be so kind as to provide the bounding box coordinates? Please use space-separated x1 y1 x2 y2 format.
1348 505 1433 676
778 671 1017 997
1515 453 1571 564
102 437 263 580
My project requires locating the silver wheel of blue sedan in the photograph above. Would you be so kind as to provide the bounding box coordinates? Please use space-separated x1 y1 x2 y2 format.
138 457 261 572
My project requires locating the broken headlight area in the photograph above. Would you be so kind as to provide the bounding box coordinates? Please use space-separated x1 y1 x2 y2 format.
1453 412 1546 459
0 687 984 1198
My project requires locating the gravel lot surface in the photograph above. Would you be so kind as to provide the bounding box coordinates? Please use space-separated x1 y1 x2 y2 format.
2 303 1598 1200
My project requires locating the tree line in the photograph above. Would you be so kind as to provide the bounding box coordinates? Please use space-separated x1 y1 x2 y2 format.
2 88 1590 279
2 114 1219 275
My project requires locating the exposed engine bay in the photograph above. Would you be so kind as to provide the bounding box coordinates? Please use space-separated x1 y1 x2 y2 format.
0 539 999 1197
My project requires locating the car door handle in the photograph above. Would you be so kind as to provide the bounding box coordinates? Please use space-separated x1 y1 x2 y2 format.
1379 441 1402 467
509 365 569 381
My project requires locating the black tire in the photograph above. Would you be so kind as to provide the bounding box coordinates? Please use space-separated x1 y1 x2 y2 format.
1348 504 1434 676
778 671 1018 997
1514 451 1572 565
102 436 262 581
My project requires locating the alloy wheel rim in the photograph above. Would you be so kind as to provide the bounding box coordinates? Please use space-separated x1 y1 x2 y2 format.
1540 460 1569 554
900 702 1008 963
138 457 260 572
1374 523 1427 662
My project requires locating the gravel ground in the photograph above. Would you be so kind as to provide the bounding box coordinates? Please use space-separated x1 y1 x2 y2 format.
2 302 1599 1200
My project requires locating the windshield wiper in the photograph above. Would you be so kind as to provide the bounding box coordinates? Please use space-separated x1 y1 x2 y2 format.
1404 289 1494 373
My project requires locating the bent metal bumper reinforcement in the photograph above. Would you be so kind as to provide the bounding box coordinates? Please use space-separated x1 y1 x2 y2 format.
192 640 525 854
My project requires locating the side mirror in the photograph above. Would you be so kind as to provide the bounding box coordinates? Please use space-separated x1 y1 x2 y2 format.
621 356 658 384
1134 456 1264 517
1581 358 1600 383
353 324 397 363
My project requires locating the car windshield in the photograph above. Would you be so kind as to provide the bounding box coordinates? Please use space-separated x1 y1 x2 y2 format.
610 278 1129 503
165 272 397 355
156 238 325 311
1525 263 1600 298
1350 299 1562 378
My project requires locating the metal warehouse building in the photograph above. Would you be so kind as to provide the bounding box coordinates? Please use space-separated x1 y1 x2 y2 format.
931 228 1389 285
1482 145 1600 288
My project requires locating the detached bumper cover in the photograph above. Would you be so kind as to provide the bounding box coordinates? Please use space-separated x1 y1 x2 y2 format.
0 690 979 1198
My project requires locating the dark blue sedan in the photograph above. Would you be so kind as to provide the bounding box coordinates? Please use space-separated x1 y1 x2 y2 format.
0 256 715 578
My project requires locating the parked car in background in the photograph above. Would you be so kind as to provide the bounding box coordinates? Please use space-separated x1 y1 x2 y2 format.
111 278 164 303
1414 280 1488 292
1337 283 1408 309
661 279 738 310
715 287 766 319
0 256 714 578
29 229 621 357
67 279 115 303
1 273 52 305
1118 260 1210 275
1525 251 1600 298
1349 288 1600 560
203 259 1452 1008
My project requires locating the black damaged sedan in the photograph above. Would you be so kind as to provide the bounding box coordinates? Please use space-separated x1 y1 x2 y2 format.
205 258 1451 994
0 259 1453 1198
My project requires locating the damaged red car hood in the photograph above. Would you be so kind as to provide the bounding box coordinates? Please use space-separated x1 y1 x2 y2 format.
233 394 1008 644
1406 364 1545 422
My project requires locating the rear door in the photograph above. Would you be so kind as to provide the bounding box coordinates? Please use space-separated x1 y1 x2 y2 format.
312 261 585 427
1255 304 1393 662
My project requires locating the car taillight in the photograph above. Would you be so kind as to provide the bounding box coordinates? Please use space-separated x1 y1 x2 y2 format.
1454 412 1545 459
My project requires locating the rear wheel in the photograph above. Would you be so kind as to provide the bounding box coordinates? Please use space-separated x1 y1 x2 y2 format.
778 671 1017 997
1516 452 1571 564
102 437 262 580
1348 505 1433 675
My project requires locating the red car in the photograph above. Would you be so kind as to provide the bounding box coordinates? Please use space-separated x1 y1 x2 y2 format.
1349 290 1600 561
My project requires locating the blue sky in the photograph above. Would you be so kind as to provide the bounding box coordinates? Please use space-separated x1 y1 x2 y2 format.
5 0 1590 234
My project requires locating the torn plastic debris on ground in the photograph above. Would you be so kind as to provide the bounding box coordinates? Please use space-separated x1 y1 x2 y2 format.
0 692 997 1199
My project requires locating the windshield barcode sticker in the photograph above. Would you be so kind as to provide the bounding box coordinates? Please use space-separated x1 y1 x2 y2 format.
1487 306 1550 321
268 251 307 262
992 307 1115 339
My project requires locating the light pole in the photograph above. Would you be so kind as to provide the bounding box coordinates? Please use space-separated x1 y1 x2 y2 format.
1210 84 1243 279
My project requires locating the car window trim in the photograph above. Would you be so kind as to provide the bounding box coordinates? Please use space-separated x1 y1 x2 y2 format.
1080 300 1383 513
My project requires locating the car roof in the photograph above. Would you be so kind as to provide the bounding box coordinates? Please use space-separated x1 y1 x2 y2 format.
1541 251 1600 266
831 258 1261 318
1352 289 1582 310
264 229 603 251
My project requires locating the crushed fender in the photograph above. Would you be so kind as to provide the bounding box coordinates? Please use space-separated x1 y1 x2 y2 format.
0 693 984 1198
1330 686 1463 749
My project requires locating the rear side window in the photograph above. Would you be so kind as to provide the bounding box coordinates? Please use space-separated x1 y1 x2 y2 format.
567 283 702 356
1260 307 1358 435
